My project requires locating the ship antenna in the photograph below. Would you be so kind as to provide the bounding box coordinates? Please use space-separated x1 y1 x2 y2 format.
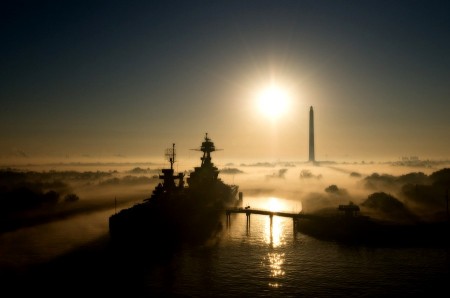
165 143 176 170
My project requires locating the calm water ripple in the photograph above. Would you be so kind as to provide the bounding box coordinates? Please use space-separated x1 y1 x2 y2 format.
135 214 450 297
2 206 449 297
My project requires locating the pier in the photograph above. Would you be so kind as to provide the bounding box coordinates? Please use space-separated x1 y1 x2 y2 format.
225 207 318 235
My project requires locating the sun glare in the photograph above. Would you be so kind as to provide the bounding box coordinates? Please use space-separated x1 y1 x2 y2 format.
257 85 290 119
267 197 283 212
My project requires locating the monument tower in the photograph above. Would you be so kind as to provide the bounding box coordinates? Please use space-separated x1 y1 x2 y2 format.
309 106 315 162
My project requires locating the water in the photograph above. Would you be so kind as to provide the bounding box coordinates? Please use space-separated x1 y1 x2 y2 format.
140 214 449 297
1 198 449 297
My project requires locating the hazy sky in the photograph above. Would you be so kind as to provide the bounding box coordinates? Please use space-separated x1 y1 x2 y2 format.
1 0 449 164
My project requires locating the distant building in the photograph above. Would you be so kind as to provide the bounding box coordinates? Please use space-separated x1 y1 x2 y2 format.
338 202 360 217
309 106 315 162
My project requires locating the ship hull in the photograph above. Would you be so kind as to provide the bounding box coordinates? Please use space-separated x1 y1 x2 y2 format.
109 184 240 251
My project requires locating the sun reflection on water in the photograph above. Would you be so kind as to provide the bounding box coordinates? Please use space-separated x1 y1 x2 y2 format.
265 197 287 247
263 252 286 288
268 252 285 277
261 197 288 288
263 216 286 247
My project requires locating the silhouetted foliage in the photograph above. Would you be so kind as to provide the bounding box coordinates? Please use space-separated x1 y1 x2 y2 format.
280 162 296 167
324 184 349 197
430 168 450 188
401 183 443 208
362 192 418 222
100 177 120 185
362 192 404 212
399 168 450 212
0 169 84 214
43 190 60 204
0 186 63 214
349 172 362 178
396 172 429 185
363 173 396 190
0 186 41 212
126 167 159 175
64 193 79 202
325 185 339 193
300 169 313 178
99 175 155 186
240 162 275 167
266 168 288 179
220 168 244 174
300 169 322 179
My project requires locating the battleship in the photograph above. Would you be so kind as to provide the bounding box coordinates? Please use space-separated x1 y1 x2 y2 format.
109 133 242 250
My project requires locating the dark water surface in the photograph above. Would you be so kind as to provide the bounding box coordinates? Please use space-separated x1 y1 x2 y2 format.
2 210 449 297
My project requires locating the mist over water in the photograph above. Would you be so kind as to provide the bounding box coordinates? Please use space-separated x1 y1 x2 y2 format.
222 161 449 220
0 209 112 269
1 160 449 296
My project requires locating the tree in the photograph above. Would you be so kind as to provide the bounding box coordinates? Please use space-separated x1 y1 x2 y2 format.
64 193 79 202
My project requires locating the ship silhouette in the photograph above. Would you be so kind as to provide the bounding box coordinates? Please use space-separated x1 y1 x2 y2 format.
109 133 242 251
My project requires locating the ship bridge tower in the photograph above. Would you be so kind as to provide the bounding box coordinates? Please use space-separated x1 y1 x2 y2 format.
194 133 222 167
187 133 222 187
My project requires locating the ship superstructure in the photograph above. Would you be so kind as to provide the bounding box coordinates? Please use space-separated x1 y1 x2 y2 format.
109 133 240 249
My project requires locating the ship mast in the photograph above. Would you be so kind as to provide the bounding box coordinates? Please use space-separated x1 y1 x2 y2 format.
160 143 184 190
165 143 176 170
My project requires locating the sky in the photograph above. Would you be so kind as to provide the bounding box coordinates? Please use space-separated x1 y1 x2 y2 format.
1 0 450 165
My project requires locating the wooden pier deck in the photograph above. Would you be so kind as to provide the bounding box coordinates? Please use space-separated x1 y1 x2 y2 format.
225 207 318 219
225 207 319 233
227 208 294 217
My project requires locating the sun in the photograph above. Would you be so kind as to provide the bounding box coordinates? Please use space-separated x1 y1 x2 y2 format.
257 85 290 119
267 197 283 212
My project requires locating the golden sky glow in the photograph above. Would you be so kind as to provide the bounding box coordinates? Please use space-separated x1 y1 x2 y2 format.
1 2 450 164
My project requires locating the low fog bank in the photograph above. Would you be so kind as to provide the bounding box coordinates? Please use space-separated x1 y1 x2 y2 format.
2 160 449 231
0 167 163 233
219 161 450 224
0 166 163 273
1 161 449 275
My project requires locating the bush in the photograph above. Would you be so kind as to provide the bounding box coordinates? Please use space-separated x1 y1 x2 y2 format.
325 185 339 193
64 193 79 202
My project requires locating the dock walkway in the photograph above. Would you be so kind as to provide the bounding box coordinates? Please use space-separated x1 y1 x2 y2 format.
225 207 319 232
